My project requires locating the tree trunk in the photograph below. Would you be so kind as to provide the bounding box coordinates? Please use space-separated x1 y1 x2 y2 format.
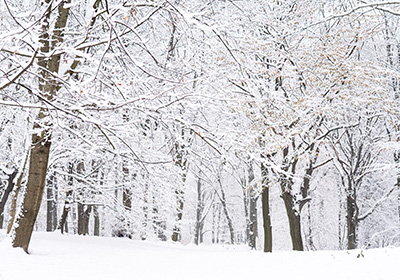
305 203 315 250
58 189 73 234
171 129 192 242
78 203 91 235
217 177 235 244
194 174 203 245
212 203 219 244
93 205 100 236
46 172 57 232
0 170 17 228
249 195 258 249
280 145 304 251
244 163 258 249
261 188 272 252
11 0 71 253
122 166 132 210
347 183 358 250
261 162 272 252
58 204 69 234
171 191 184 242
6 159 27 234
12 136 51 252
58 163 74 234
281 191 304 251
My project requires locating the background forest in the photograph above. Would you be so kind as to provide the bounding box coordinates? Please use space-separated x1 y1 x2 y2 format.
1 0 400 253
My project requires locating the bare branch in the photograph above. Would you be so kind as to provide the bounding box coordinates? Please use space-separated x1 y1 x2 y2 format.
0 48 38 91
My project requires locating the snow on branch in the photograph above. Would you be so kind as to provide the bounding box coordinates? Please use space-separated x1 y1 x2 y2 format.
0 48 38 91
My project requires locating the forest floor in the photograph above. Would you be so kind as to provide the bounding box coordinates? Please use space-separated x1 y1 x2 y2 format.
0 230 397 280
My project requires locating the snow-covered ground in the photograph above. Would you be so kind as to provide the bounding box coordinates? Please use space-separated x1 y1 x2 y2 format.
0 230 397 280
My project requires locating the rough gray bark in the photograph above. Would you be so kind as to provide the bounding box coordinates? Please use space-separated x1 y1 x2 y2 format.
12 0 71 253
12 131 51 252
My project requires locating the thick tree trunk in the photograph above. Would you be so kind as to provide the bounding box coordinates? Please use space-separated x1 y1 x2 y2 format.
279 145 308 251
281 192 303 251
12 136 51 252
11 0 71 253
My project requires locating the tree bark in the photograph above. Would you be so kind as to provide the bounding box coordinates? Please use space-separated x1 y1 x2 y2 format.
46 172 57 232
347 181 358 250
11 0 71 253
0 170 17 228
7 155 28 234
281 191 303 251
217 177 235 244
261 188 272 252
249 195 258 249
194 174 204 245
12 135 51 252
280 146 304 251
93 205 100 236
78 203 91 235
261 162 272 252
171 129 192 242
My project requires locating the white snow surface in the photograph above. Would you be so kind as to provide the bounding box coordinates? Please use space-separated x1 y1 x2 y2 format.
0 230 398 280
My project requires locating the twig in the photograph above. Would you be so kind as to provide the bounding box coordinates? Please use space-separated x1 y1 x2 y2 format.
0 48 38 91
